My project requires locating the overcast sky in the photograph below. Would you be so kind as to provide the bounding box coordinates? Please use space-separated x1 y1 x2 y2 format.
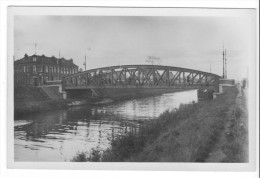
14 15 254 80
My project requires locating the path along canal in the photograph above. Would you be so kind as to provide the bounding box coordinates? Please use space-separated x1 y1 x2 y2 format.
14 90 197 162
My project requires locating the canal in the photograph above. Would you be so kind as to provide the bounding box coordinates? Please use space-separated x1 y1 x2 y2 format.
14 90 197 162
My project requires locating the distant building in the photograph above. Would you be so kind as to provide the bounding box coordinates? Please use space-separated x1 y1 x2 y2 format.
14 54 79 86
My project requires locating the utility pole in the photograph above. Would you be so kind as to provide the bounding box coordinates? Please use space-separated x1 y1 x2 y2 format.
222 44 225 78
83 54 87 71
210 63 211 73
34 43 37 55
225 49 227 79
59 50 61 58
84 48 91 71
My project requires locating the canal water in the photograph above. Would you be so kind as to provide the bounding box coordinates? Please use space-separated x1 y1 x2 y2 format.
14 90 197 162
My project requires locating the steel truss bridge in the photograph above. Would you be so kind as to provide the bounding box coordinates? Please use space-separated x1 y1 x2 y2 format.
63 65 220 93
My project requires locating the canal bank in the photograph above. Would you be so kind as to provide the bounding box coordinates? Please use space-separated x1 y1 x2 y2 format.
14 86 69 116
72 85 247 162
14 90 198 161
14 85 196 116
14 85 107 116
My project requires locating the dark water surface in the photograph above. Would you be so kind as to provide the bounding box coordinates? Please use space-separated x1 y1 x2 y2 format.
14 90 197 162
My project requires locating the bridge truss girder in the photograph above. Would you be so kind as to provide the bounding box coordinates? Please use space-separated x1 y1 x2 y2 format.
63 65 220 91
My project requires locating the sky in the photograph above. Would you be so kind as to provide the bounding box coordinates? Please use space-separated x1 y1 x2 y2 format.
14 15 254 80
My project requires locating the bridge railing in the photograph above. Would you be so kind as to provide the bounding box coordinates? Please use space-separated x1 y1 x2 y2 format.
63 65 220 91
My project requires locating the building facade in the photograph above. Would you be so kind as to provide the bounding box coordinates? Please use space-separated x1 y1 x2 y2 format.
14 54 79 86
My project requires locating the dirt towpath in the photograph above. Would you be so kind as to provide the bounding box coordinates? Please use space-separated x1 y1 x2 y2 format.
206 85 248 162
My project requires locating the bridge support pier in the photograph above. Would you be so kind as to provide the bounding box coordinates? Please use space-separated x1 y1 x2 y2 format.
197 89 214 100
65 89 93 99
212 79 236 99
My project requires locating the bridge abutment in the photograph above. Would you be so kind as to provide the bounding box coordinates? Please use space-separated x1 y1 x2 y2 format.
197 89 214 100
212 79 236 99
65 89 93 100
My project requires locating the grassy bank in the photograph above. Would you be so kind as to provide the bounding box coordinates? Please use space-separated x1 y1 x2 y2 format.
72 86 244 162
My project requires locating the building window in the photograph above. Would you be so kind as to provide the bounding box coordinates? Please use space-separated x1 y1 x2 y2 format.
57 67 60 74
33 65 36 73
33 57 37 62
27 76 30 85
39 66 42 72
54 67 56 73
24 66 26 73
45 66 48 73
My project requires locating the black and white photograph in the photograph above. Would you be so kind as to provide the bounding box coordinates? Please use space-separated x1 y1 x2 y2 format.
5 6 257 172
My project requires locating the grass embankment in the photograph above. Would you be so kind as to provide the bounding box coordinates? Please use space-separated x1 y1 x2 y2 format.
72 86 247 162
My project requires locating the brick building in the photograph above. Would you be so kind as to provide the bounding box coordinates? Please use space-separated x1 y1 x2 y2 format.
14 54 79 86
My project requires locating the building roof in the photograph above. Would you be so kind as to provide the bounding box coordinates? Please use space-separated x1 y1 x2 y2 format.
14 54 78 68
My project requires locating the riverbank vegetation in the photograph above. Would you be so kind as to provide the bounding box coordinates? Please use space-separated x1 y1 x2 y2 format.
72 86 247 162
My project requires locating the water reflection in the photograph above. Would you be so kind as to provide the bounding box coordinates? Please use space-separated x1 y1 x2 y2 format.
14 90 197 162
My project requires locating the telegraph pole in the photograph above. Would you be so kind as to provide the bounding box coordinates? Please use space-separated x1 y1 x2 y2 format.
222 46 225 78
84 48 91 71
225 49 227 79
34 43 37 55
84 54 87 71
